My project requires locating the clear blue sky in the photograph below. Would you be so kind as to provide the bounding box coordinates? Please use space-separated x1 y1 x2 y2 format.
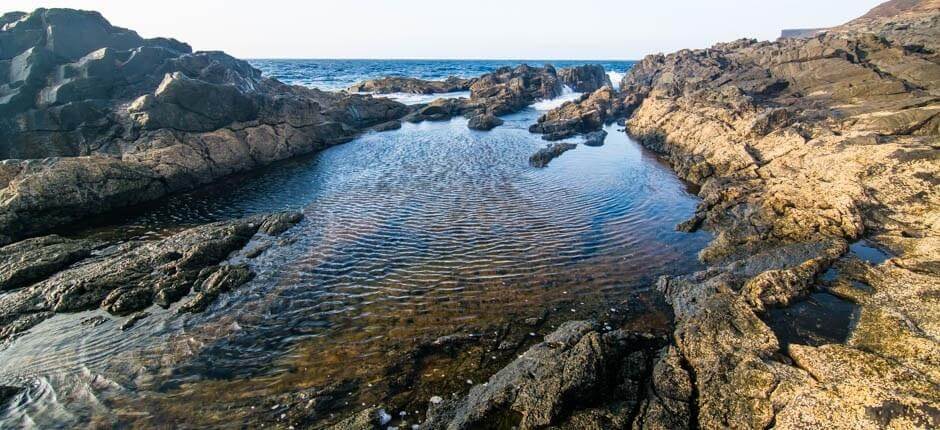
4 0 884 59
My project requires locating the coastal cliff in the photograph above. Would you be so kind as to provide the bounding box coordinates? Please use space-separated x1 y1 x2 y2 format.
0 8 410 245
424 1 940 429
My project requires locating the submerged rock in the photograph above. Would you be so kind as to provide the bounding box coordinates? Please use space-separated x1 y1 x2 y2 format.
0 211 302 342
529 142 577 168
0 386 21 408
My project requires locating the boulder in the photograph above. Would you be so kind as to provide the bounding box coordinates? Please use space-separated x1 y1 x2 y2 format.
529 142 577 168
558 64 612 92
530 87 622 140
467 113 504 131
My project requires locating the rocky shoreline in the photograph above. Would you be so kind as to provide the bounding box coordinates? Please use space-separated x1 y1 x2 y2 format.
414 1 940 429
1 1 938 429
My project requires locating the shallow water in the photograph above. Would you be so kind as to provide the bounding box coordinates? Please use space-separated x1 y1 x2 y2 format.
0 69 705 427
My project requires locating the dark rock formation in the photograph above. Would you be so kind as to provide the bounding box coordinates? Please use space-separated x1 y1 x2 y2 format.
0 386 20 408
0 211 302 342
347 76 475 94
558 64 612 92
529 142 577 168
529 87 624 140
467 113 504 131
423 321 665 429
582 130 608 147
469 64 563 115
0 8 410 244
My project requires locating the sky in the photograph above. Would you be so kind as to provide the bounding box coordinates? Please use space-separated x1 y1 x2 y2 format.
4 0 885 59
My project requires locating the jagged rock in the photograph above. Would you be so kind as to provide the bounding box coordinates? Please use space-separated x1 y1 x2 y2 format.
0 211 302 341
0 235 96 291
0 8 410 244
582 130 608 147
404 97 472 123
423 321 664 429
467 113 504 131
348 76 475 94
617 2 940 429
558 64 612 92
529 87 623 140
529 142 577 168
469 64 563 115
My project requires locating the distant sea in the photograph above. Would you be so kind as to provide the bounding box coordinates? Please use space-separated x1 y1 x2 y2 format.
248 59 636 92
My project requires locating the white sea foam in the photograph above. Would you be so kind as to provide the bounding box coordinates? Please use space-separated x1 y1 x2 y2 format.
607 71 625 88
366 91 470 105
532 86 582 111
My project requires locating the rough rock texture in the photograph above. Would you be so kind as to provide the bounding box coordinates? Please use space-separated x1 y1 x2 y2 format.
616 2 940 428
469 64 563 116
466 113 504 131
347 76 475 94
529 142 577 168
0 8 409 244
529 86 625 140
0 211 302 342
558 64 612 93
423 321 664 429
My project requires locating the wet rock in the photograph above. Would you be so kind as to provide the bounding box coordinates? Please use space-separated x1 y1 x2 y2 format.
529 86 623 140
179 264 254 313
120 311 149 331
467 113 504 131
0 386 21 408
558 64 612 92
329 406 384 429
0 211 302 341
469 64 563 115
0 8 409 243
348 76 475 94
529 142 577 168
0 235 95 291
423 321 664 429
370 119 403 132
404 97 472 123
582 130 608 147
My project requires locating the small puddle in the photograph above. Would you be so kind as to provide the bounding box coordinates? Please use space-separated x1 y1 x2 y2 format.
763 292 859 349
849 239 891 265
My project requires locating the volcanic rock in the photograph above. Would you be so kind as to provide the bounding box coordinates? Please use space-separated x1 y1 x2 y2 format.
558 64 612 92
529 142 577 168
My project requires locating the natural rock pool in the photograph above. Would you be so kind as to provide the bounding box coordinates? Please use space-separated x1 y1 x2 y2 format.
0 102 709 427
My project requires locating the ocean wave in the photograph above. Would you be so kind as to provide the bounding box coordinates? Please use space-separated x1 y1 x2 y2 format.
532 86 582 111
607 71 624 88
369 91 471 105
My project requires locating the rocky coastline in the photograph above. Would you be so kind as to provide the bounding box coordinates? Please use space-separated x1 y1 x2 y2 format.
0 1 938 429
417 1 940 429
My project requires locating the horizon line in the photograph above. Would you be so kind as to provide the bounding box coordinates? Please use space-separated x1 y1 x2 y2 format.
243 57 640 62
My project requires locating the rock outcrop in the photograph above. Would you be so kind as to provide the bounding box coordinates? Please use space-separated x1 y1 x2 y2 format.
0 211 302 342
423 321 665 429
436 1 940 429
347 76 475 94
529 86 624 140
529 142 577 168
0 8 409 244
468 64 563 115
616 2 940 429
558 64 612 92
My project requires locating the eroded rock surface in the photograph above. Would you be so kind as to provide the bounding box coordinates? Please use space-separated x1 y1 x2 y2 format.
423 321 664 429
530 86 624 140
617 2 940 429
0 211 302 342
558 64 612 93
0 8 409 244
529 142 577 168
